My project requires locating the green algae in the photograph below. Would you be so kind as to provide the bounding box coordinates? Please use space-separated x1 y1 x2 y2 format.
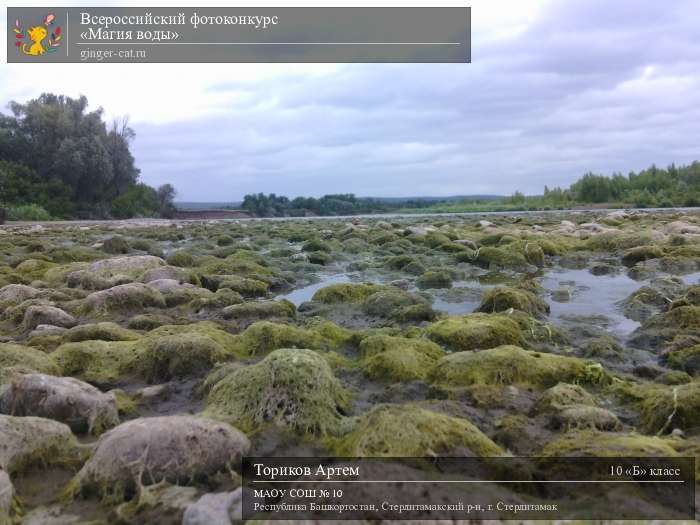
430 345 590 390
425 313 524 351
477 285 550 317
332 404 503 457
205 348 350 435
360 335 444 382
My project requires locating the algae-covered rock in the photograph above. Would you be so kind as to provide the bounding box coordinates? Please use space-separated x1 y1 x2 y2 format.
362 289 436 322
206 348 349 435
550 405 620 431
621 245 664 267
127 313 175 331
83 283 166 315
541 430 678 457
102 236 130 255
0 343 60 378
215 276 269 297
0 415 84 474
360 335 444 382
631 305 700 348
69 416 249 502
415 270 453 290
62 322 141 343
474 242 542 272
0 374 118 435
0 283 41 305
639 381 700 434
23 305 77 330
666 344 700 376
222 300 295 322
425 313 523 351
533 383 596 414
333 405 503 457
141 334 232 382
52 340 141 387
166 250 195 268
87 255 165 277
430 346 589 390
312 283 382 304
476 285 550 318
226 321 325 358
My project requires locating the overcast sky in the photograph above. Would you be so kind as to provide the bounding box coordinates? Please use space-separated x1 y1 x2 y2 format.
2 0 699 201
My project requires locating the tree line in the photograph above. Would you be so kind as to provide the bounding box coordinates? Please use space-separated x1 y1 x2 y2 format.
533 161 700 208
0 93 176 220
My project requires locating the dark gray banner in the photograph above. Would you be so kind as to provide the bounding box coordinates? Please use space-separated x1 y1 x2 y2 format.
7 7 471 63
242 456 696 520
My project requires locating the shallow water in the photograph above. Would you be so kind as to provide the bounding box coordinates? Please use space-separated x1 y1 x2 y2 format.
279 267 700 340
540 268 642 338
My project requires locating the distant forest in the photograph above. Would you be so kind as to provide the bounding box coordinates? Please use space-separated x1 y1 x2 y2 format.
241 161 700 217
1 93 698 221
0 93 175 221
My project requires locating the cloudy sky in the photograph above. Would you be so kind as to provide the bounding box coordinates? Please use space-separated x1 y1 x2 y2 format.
2 0 699 201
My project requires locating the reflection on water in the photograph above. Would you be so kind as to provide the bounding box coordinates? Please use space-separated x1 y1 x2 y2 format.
278 267 700 339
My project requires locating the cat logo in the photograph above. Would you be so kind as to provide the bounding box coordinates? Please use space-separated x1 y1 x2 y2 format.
13 14 62 56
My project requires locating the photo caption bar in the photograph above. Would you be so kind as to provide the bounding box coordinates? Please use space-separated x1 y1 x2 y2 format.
7 6 471 63
242 456 696 520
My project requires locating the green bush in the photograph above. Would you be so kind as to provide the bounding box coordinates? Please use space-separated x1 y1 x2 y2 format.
7 204 52 221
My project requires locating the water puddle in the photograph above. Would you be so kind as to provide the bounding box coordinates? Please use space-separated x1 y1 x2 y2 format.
540 268 642 338
277 273 352 305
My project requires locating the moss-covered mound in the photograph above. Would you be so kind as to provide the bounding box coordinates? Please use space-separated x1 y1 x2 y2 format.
222 299 296 322
425 313 523 351
621 245 664 267
82 283 166 315
0 343 60 378
53 322 240 386
430 345 590 390
474 241 544 271
415 270 453 289
666 345 700 376
226 321 326 358
639 381 700 435
332 405 503 457
360 335 444 382
312 283 382 304
0 415 85 475
541 430 678 457
140 333 232 382
533 382 597 414
62 322 141 343
52 340 141 387
631 305 700 348
205 348 349 435
362 288 436 322
477 285 550 318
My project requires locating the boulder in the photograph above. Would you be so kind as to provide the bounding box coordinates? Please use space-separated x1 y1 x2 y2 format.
83 283 166 314
0 374 118 435
0 415 83 474
23 305 77 330
0 284 41 305
70 416 250 501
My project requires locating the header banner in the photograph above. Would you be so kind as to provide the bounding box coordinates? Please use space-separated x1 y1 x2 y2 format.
7 7 471 63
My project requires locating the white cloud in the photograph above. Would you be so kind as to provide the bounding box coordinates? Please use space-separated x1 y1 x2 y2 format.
2 0 699 200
